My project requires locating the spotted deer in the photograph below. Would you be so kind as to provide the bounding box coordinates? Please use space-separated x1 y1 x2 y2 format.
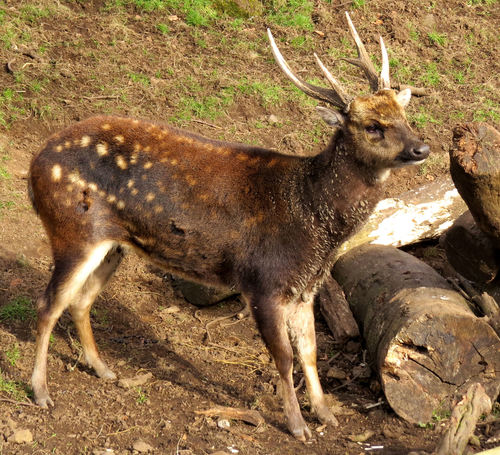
29 12 429 440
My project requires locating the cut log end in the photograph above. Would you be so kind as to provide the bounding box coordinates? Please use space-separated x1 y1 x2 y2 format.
333 244 500 425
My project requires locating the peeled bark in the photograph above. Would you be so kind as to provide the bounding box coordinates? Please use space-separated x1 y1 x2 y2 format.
337 176 467 256
449 123 500 248
332 244 500 425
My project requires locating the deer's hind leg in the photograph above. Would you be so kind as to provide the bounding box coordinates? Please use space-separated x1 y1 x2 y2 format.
68 244 123 379
32 240 120 408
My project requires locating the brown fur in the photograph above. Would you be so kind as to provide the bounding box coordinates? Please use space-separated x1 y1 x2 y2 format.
29 88 428 440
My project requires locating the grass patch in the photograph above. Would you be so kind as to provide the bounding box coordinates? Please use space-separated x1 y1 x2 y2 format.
110 0 219 26
420 62 441 87
5 344 20 367
427 31 447 46
473 100 500 122
0 296 36 322
0 370 30 402
20 4 52 24
417 152 448 176
128 72 151 86
267 0 314 30
352 0 366 8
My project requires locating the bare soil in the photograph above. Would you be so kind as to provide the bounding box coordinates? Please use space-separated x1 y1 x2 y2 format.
0 0 499 454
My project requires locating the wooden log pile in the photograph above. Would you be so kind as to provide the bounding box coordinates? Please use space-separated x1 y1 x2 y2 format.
332 243 500 425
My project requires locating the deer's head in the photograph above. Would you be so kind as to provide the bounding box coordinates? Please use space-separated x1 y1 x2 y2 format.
268 12 430 173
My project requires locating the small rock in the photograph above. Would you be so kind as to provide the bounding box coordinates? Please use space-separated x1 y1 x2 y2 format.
217 418 231 429
268 114 279 124
8 429 33 444
161 305 180 314
118 372 153 389
348 429 375 443
352 363 372 379
345 340 361 353
326 366 347 380
132 440 154 453
93 449 115 455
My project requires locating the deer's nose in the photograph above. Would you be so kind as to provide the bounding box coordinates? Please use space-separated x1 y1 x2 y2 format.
409 143 430 160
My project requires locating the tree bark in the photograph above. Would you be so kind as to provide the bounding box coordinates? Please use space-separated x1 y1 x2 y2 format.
332 244 500 425
449 123 500 248
337 176 467 257
435 383 491 455
441 210 500 284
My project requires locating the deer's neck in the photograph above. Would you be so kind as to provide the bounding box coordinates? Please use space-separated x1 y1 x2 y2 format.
301 132 385 240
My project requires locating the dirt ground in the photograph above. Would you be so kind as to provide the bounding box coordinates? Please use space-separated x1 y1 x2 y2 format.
0 0 499 454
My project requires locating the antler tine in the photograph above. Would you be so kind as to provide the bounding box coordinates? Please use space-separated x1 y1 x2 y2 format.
267 29 348 110
313 53 352 107
379 36 391 89
343 11 380 92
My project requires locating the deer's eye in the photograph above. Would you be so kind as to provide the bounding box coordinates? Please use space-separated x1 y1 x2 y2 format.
365 123 384 137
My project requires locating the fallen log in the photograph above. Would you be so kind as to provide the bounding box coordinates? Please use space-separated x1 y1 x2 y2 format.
337 176 467 256
332 244 500 425
441 210 500 284
449 123 500 248
317 275 360 343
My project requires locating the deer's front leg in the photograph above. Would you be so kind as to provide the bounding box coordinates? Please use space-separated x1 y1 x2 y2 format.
250 296 312 441
288 293 338 427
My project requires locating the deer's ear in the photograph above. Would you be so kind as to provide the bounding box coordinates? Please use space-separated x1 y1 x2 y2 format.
316 106 345 127
396 88 412 108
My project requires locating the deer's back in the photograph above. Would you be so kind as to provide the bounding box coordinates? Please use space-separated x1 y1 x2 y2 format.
29 116 310 290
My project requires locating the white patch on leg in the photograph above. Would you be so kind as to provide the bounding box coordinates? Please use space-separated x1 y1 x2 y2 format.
59 241 117 304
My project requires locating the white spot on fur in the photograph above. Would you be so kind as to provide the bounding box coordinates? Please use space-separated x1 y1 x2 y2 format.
96 142 108 157
80 136 91 147
143 162 153 169
116 155 128 170
102 124 111 131
114 135 125 145
51 165 62 182
146 192 155 202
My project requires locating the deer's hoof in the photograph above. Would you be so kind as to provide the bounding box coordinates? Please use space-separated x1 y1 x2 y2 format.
35 393 54 409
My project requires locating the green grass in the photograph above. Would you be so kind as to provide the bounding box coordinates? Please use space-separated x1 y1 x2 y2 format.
0 296 36 322
409 107 442 129
5 344 20 366
20 4 52 24
473 100 500 122
267 0 314 30
408 22 420 42
417 151 448 176
352 0 366 8
109 0 219 26
156 22 169 34
0 370 30 401
136 387 148 404
420 62 441 86
128 72 151 86
428 32 447 46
